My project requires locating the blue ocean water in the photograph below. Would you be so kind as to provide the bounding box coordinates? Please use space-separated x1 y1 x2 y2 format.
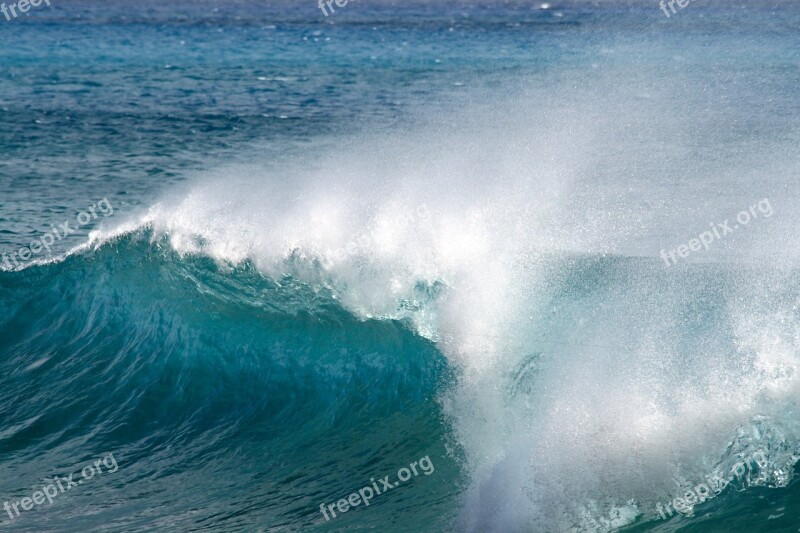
2 1 800 531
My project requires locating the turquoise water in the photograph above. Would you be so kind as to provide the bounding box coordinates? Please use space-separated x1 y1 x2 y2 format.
2 1 800 531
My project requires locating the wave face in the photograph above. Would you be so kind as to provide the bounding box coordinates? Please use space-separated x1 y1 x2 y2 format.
0 233 461 531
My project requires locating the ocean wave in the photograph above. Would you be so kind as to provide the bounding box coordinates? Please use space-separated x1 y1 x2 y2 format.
0 232 460 531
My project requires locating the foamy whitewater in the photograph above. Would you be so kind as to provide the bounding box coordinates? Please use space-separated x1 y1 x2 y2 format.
1 1 799 531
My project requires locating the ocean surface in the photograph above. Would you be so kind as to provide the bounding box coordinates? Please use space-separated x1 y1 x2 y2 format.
1 0 800 531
